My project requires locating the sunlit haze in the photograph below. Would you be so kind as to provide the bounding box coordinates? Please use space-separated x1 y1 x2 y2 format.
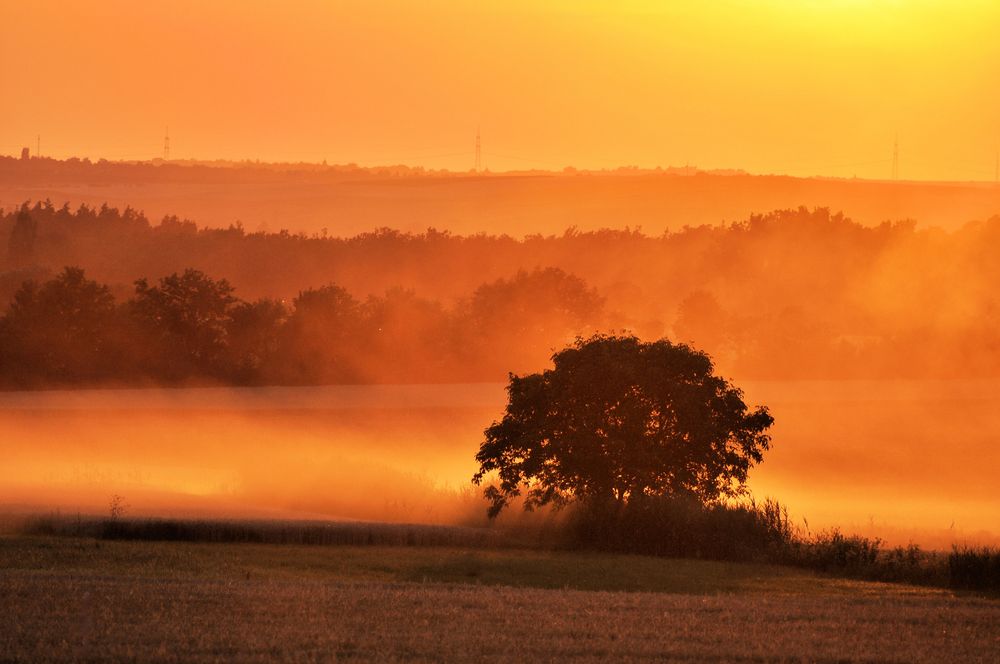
4 2 1000 657
3 0 999 179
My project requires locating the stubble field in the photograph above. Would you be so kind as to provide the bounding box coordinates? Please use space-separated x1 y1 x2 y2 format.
1 536 997 662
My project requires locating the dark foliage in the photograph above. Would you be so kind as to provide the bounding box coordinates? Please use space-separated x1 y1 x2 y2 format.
565 500 995 592
949 547 1000 592
0 263 602 387
130 269 238 378
794 529 881 571
0 267 118 384
24 514 502 548
7 209 37 267
17 508 1000 593
569 496 793 561
474 335 773 517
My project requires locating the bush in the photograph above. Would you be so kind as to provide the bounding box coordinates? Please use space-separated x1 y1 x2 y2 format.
21 514 503 549
949 547 1000 592
20 509 1000 595
568 501 961 590
568 496 794 562
792 529 881 571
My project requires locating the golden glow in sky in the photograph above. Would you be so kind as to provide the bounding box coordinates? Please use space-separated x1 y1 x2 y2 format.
2 0 999 179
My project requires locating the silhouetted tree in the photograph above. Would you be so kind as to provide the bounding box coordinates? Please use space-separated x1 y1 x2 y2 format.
0 266 51 311
359 287 452 380
463 267 605 373
0 267 117 383
275 284 362 382
155 214 198 236
473 334 774 518
468 267 603 335
226 298 287 380
7 208 37 266
130 269 237 377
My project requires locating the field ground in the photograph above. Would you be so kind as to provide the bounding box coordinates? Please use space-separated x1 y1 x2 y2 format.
1 536 998 662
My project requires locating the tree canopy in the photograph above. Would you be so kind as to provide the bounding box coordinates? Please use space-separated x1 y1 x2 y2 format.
131 269 238 376
0 267 116 381
473 334 774 518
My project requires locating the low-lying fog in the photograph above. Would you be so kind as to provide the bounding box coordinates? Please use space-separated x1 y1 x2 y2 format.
1 381 996 549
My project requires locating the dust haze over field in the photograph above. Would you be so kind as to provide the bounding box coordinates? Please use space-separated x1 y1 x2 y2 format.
1 382 997 549
0 386 501 524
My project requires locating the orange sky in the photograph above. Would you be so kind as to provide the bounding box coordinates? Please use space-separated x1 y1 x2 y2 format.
3 0 999 180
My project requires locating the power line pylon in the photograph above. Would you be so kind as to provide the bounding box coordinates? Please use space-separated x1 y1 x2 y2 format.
474 128 481 173
164 127 171 161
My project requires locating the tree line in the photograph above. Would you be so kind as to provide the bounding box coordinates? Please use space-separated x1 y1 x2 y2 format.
5 201 1000 380
0 265 603 387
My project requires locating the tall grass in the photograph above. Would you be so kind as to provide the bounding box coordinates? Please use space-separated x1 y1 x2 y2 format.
564 496 997 593
567 496 794 562
17 503 1000 594
949 547 1000 592
22 514 504 549
782 530 947 587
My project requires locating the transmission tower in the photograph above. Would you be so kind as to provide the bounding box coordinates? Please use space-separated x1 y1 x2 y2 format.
891 137 899 180
36 135 40 159
474 127 481 173
163 127 171 161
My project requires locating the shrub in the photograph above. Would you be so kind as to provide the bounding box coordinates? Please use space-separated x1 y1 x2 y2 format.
21 514 504 549
949 547 1000 592
794 529 881 571
567 496 794 562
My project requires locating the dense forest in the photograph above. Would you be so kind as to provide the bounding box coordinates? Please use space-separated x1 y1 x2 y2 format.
2 200 1000 385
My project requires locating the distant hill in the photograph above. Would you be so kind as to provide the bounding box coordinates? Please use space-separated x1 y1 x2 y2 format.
2 156 998 236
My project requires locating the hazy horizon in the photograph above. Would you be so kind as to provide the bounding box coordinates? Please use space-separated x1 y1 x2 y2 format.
3 1 999 180
6 152 1000 185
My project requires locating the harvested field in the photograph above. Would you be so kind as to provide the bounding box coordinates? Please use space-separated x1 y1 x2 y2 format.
1 537 997 662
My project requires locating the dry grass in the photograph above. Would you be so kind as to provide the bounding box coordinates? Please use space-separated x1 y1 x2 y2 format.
22 514 505 549
1 536 998 662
